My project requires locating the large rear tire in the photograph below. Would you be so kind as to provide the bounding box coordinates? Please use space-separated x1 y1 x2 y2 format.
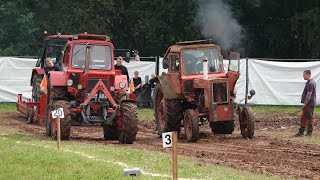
51 86 68 100
118 102 138 144
154 83 183 136
50 100 71 140
32 74 43 102
240 106 255 139
211 121 235 134
184 109 199 142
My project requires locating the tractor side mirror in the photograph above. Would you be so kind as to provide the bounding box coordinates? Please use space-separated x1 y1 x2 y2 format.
248 89 256 99
124 51 130 63
162 58 169 69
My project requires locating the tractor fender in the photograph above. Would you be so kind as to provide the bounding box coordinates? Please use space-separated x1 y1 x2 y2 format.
155 76 178 100
30 68 45 86
48 71 68 86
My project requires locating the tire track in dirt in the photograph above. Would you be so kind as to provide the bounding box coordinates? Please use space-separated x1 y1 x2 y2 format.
2 112 320 179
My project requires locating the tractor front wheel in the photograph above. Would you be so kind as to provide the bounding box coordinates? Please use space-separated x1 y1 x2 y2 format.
183 109 199 142
50 100 71 140
239 106 255 139
103 124 118 140
118 102 138 144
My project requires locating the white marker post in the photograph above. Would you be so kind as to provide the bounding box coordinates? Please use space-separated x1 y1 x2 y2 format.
162 131 178 180
51 108 64 150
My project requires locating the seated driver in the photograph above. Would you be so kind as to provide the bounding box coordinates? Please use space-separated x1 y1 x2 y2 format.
44 57 60 75
41 57 60 93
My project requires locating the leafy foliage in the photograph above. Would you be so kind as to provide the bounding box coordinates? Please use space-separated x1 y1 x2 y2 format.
0 0 320 58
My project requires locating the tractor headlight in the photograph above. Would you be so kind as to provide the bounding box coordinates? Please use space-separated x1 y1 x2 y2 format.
67 79 73 86
119 82 126 88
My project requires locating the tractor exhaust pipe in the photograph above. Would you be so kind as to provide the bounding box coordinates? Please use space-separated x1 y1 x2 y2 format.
203 59 208 79
84 45 91 74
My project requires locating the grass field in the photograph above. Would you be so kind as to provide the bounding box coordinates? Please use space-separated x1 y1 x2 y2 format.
0 130 280 180
0 102 282 179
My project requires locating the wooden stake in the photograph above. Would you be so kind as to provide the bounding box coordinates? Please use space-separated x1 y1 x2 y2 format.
57 116 61 150
172 131 178 180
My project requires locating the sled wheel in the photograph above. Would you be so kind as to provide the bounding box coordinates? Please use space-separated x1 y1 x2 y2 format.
27 107 35 124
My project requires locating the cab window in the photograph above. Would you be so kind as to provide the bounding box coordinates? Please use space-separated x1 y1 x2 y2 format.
169 54 179 72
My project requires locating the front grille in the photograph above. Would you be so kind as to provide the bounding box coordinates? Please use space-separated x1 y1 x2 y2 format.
87 79 108 93
212 82 228 104
184 80 194 93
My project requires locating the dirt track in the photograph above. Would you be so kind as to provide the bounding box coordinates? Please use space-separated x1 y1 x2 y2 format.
1 111 320 179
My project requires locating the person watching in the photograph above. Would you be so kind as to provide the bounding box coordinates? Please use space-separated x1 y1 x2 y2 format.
115 56 130 84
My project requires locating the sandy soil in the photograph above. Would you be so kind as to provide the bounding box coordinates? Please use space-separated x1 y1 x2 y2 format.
1 110 320 179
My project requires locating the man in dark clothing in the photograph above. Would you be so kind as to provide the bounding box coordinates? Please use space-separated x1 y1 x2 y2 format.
295 70 317 137
115 56 129 84
44 57 60 75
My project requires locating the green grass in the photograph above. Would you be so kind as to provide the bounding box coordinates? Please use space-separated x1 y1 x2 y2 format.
0 130 279 180
0 102 16 112
250 105 320 116
138 108 154 121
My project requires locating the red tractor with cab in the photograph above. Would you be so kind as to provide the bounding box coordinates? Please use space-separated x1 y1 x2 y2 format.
17 33 138 144
154 40 255 142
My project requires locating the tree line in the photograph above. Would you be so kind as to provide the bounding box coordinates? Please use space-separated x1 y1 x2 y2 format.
0 0 319 58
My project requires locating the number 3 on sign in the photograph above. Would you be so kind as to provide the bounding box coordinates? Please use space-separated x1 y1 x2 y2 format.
162 132 172 148
51 108 65 118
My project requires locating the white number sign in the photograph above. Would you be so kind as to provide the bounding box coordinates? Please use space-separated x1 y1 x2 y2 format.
51 108 65 118
162 132 173 148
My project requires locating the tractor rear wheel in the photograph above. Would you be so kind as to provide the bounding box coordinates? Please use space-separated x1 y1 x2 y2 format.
240 106 255 139
32 74 43 102
50 86 68 100
154 83 183 136
103 124 118 140
183 109 199 142
211 121 235 134
50 100 71 140
118 102 138 144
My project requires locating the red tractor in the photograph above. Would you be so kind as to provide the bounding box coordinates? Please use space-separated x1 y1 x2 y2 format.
154 40 255 142
17 33 138 144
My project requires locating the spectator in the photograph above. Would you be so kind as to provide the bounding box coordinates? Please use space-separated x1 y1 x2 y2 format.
133 71 142 97
295 70 317 137
115 56 129 84
132 50 140 61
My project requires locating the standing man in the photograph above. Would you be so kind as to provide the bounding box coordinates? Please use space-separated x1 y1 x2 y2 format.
115 56 129 84
295 70 317 137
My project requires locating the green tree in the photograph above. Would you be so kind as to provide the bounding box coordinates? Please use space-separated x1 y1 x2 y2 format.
0 0 39 56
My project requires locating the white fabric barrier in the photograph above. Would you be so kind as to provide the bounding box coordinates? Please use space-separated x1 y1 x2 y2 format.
1 57 319 105
0 57 36 102
234 59 320 105
0 57 156 102
121 61 156 84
